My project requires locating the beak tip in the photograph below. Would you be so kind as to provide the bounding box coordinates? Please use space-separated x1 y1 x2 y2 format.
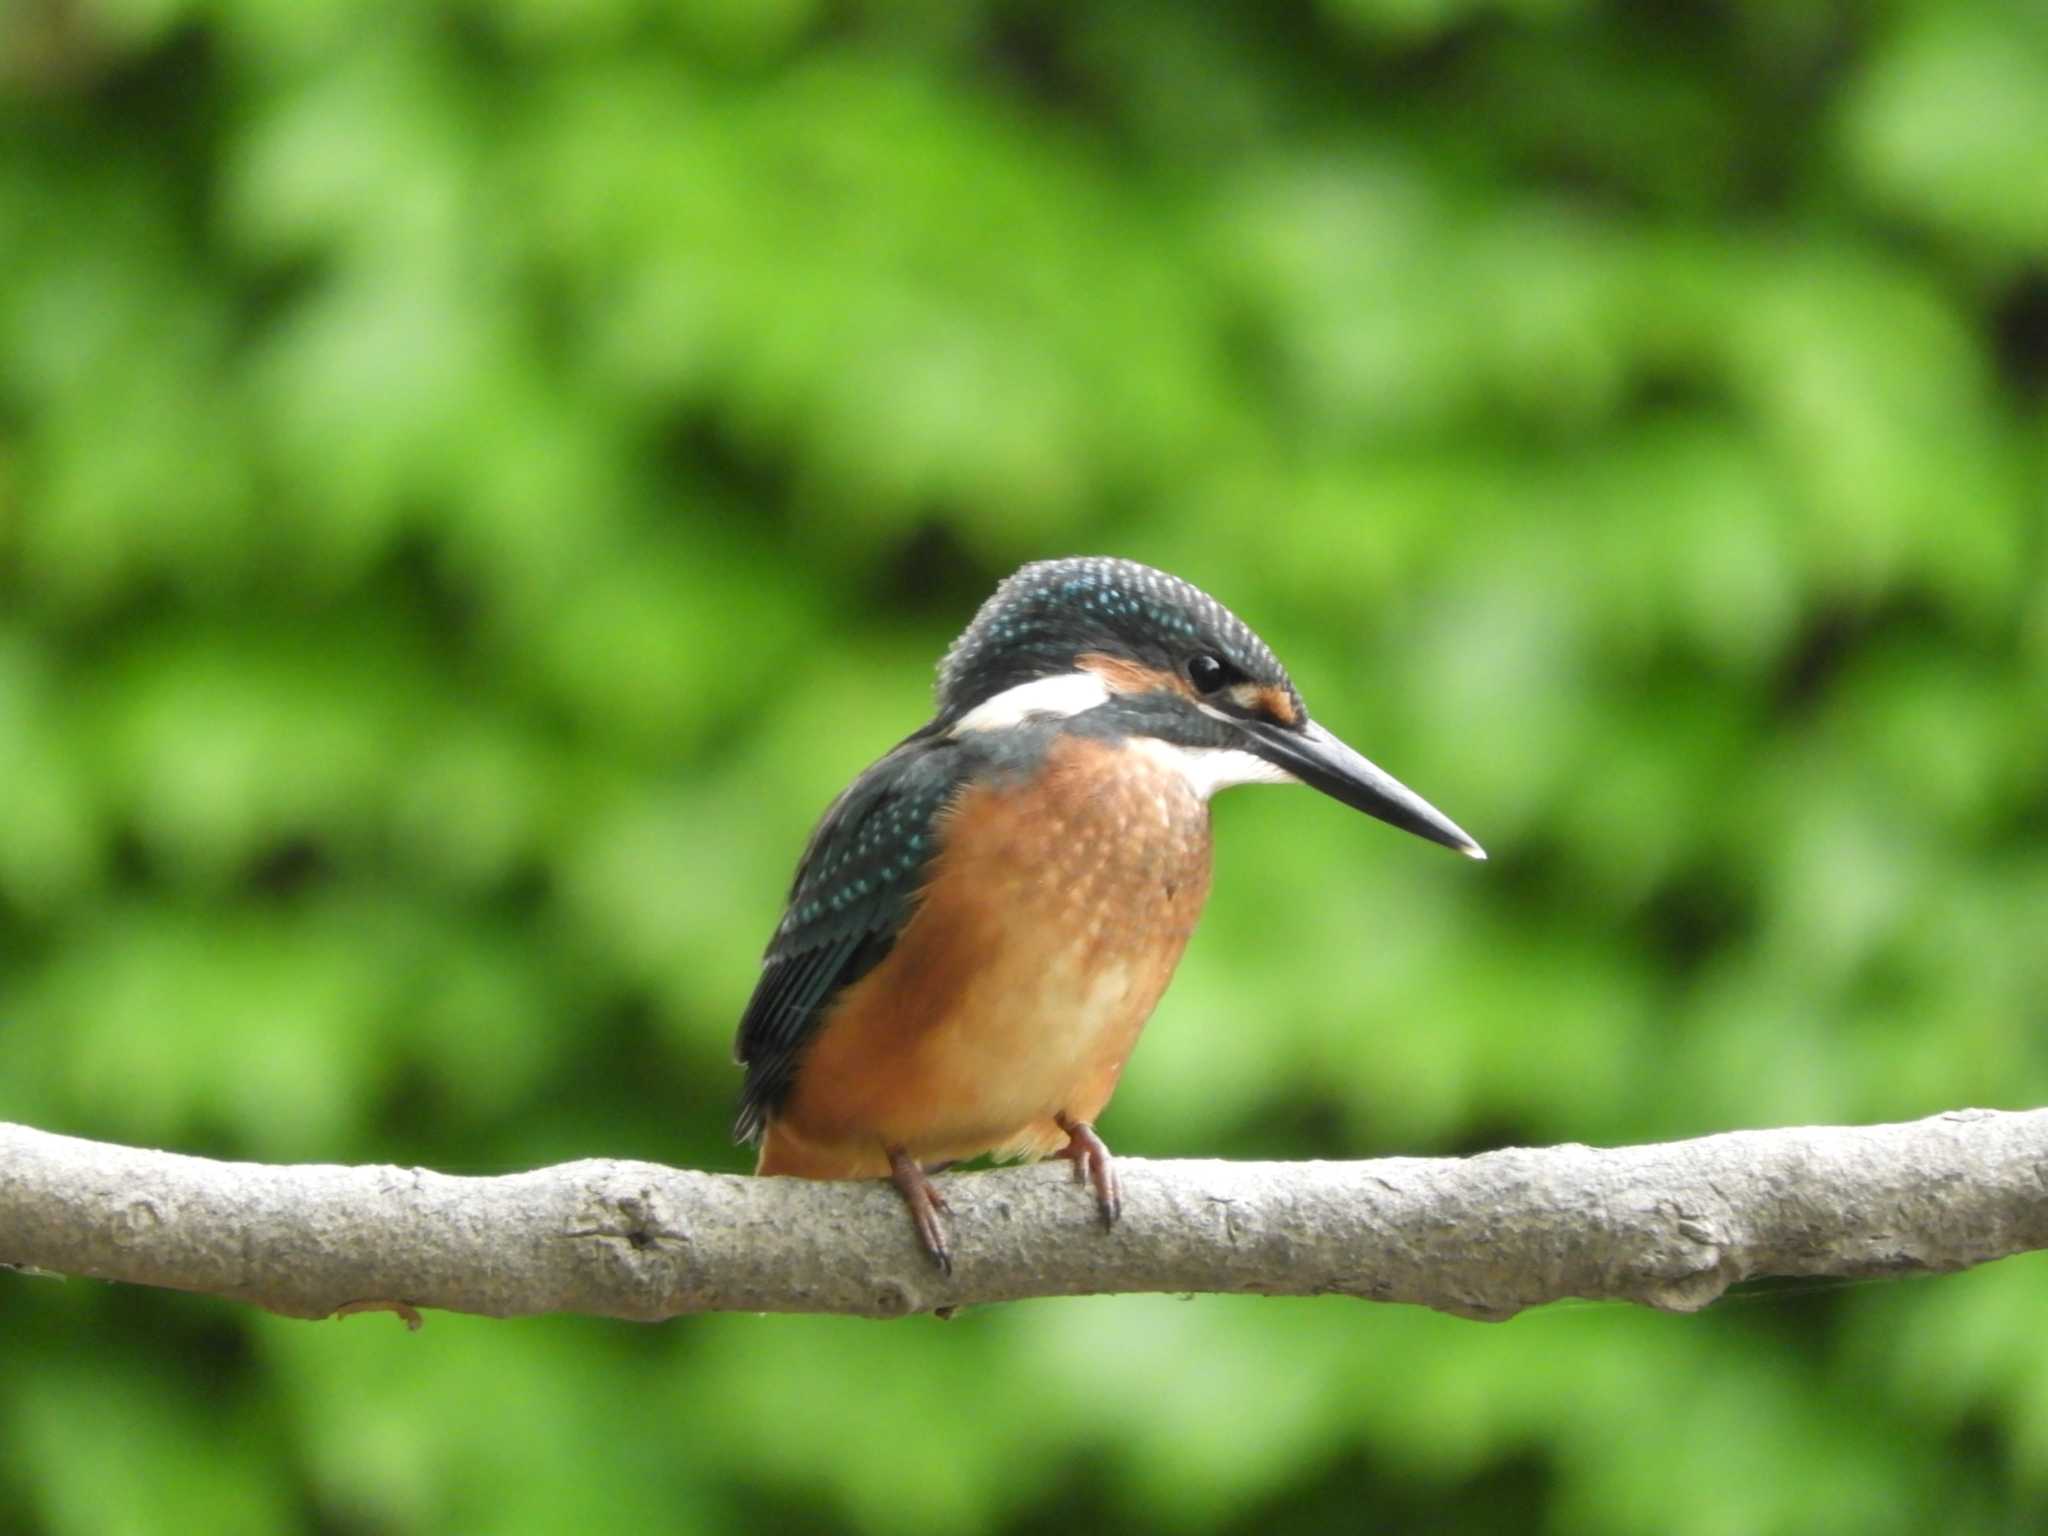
1248 716 1487 864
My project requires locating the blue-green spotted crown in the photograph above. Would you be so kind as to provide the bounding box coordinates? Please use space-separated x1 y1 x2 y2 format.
936 557 1297 719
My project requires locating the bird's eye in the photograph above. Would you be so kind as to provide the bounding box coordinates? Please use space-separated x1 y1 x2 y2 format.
1187 654 1229 693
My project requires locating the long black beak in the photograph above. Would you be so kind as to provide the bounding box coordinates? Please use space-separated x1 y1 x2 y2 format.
1240 718 1485 860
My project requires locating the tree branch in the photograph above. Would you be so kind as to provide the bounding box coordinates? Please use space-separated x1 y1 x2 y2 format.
4 1111 2045 1323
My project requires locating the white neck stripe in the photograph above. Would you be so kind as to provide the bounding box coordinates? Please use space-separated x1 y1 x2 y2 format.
948 671 1111 734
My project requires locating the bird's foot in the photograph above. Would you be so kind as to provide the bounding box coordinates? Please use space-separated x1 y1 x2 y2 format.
1054 1114 1121 1228
886 1145 954 1275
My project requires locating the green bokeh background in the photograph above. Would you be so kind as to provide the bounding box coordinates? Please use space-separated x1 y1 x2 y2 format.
3 0 2046 1530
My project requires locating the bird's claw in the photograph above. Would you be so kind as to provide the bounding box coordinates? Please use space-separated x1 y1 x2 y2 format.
888 1146 954 1274
1055 1115 1121 1228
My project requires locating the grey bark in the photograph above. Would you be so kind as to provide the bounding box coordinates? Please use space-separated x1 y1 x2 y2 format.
3 1110 2045 1323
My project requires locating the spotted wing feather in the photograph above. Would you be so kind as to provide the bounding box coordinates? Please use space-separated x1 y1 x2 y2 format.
733 731 970 1143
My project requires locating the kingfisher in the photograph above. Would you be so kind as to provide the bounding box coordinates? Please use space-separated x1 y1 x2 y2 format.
734 556 1483 1271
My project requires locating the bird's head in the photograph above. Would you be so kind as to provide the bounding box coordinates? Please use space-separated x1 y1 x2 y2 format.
935 557 1483 859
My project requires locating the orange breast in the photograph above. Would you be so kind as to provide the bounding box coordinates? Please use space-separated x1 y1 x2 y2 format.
759 733 1214 1179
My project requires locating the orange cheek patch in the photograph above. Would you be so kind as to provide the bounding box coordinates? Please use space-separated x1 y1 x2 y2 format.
1078 652 1192 699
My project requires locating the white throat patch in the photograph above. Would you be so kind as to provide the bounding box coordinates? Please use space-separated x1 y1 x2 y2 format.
1127 736 1298 802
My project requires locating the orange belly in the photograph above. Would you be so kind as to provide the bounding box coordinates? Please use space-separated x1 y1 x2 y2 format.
758 734 1214 1180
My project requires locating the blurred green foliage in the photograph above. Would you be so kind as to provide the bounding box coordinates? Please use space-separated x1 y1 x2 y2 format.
2 0 2046 1531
